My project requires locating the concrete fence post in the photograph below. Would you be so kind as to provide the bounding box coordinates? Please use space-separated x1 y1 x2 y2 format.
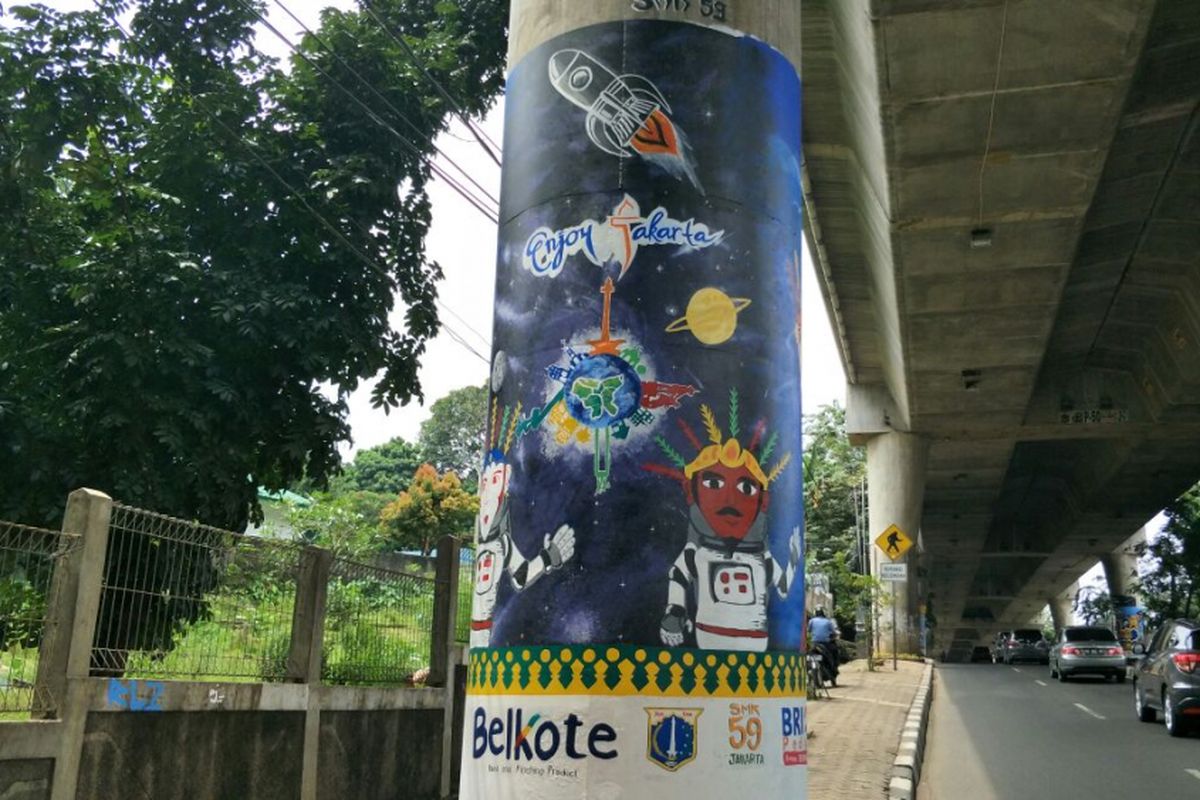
428 535 461 689
291 546 333 800
45 488 113 800
287 546 333 683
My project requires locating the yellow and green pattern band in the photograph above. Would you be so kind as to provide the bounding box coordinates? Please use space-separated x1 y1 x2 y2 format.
467 644 805 698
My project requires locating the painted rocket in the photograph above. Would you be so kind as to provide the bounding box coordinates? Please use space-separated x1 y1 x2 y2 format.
549 49 703 192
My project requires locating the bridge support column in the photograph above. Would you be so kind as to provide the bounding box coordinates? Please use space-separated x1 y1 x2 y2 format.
1102 528 1149 649
866 431 928 656
1048 585 1076 633
462 3 807 798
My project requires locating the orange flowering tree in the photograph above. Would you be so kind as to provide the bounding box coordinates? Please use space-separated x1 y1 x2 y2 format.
380 464 478 555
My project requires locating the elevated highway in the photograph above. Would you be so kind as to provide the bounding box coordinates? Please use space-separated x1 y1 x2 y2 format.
801 0 1200 658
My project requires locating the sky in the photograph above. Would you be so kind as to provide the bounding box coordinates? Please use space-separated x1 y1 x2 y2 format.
29 0 845 456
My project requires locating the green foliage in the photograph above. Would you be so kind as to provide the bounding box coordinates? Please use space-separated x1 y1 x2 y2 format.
1135 482 1200 624
803 403 870 628
0 576 45 649
0 0 507 530
332 437 426 496
285 491 390 559
380 464 477 554
418 384 488 487
1075 588 1113 627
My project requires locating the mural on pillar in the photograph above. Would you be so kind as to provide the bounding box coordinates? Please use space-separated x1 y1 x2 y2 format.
477 18 805 652
465 17 805 797
1113 595 1145 650
645 389 800 652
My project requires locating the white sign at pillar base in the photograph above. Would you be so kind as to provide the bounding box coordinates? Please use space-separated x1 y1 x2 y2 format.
880 563 908 582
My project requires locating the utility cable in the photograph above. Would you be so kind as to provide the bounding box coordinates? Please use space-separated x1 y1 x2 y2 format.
268 0 499 210
360 0 503 166
243 1 499 223
103 11 491 365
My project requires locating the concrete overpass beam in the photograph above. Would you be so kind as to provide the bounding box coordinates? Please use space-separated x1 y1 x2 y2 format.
867 430 929 655
1048 587 1077 633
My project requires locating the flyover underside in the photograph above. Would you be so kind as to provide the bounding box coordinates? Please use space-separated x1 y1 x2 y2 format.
804 0 1200 660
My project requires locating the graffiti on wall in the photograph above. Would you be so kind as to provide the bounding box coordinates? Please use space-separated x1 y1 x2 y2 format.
106 678 164 712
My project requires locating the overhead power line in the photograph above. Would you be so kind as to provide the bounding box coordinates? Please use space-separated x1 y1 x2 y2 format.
242 0 499 224
361 0 503 168
268 0 500 210
102 11 491 366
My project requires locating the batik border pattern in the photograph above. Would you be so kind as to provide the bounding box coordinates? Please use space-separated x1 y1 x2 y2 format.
467 644 805 698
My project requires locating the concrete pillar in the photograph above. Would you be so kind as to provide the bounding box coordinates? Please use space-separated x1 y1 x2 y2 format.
47 488 113 800
1048 587 1076 633
1104 528 1149 650
866 431 928 656
463 2 805 797
290 546 332 800
1101 528 1146 601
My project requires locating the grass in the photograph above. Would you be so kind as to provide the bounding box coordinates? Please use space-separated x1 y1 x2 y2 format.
0 644 41 720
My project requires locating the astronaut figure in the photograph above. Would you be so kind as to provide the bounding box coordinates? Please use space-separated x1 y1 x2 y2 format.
652 399 798 652
470 454 576 648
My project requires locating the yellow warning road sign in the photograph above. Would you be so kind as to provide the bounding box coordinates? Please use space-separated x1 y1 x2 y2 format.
875 524 913 561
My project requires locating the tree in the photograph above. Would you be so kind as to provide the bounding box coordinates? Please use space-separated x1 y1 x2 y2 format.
286 491 391 560
380 464 477 554
0 0 506 675
0 0 507 529
1075 587 1113 627
1135 482 1200 624
802 403 871 629
418 383 488 487
332 437 425 496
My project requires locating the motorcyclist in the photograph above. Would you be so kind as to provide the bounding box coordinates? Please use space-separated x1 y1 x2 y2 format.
808 607 840 685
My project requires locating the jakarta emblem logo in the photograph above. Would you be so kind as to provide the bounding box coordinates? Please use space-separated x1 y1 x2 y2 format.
645 708 702 771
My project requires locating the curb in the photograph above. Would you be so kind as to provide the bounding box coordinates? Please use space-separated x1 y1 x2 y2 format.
887 659 934 800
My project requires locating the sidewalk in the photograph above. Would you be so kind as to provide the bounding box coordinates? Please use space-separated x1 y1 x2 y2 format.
807 659 926 799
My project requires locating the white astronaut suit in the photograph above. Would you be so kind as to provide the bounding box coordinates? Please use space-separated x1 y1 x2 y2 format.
662 506 800 652
470 461 575 648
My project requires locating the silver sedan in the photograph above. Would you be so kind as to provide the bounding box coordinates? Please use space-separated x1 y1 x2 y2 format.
1050 626 1126 682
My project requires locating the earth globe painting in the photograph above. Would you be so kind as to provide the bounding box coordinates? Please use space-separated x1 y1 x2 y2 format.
519 276 697 493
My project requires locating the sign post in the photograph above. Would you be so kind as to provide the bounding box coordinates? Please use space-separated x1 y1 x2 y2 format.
875 526 913 672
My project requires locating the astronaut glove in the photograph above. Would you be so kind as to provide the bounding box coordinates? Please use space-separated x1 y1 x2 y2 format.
543 524 576 569
660 607 688 648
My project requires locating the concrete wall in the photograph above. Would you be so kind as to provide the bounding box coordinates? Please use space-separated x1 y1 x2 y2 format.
76 712 304 800
319 710 443 800
0 758 52 800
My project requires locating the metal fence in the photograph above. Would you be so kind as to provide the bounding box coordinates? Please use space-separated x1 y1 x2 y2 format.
93 504 304 682
0 520 77 715
322 556 437 685
456 548 474 644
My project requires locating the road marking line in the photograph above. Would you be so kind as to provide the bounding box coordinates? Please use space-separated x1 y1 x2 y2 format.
1011 667 1021 673
1186 769 1200 782
1074 703 1106 720
1035 680 1047 687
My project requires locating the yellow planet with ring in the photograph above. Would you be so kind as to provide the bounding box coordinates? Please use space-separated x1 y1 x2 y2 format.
665 287 752 345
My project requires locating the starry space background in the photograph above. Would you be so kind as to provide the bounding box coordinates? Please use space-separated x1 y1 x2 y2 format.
481 20 806 652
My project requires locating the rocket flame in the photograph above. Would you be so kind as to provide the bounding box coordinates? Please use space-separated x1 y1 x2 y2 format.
631 109 681 158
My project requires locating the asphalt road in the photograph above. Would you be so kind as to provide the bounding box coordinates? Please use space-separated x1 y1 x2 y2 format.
919 661 1200 799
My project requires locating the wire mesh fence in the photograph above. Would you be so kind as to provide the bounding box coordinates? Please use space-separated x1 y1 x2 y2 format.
456 547 474 644
93 504 304 683
322 556 437 685
0 520 78 717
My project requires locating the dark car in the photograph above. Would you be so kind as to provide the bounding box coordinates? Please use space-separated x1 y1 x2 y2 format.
1002 628 1050 665
1133 619 1200 737
970 645 991 663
